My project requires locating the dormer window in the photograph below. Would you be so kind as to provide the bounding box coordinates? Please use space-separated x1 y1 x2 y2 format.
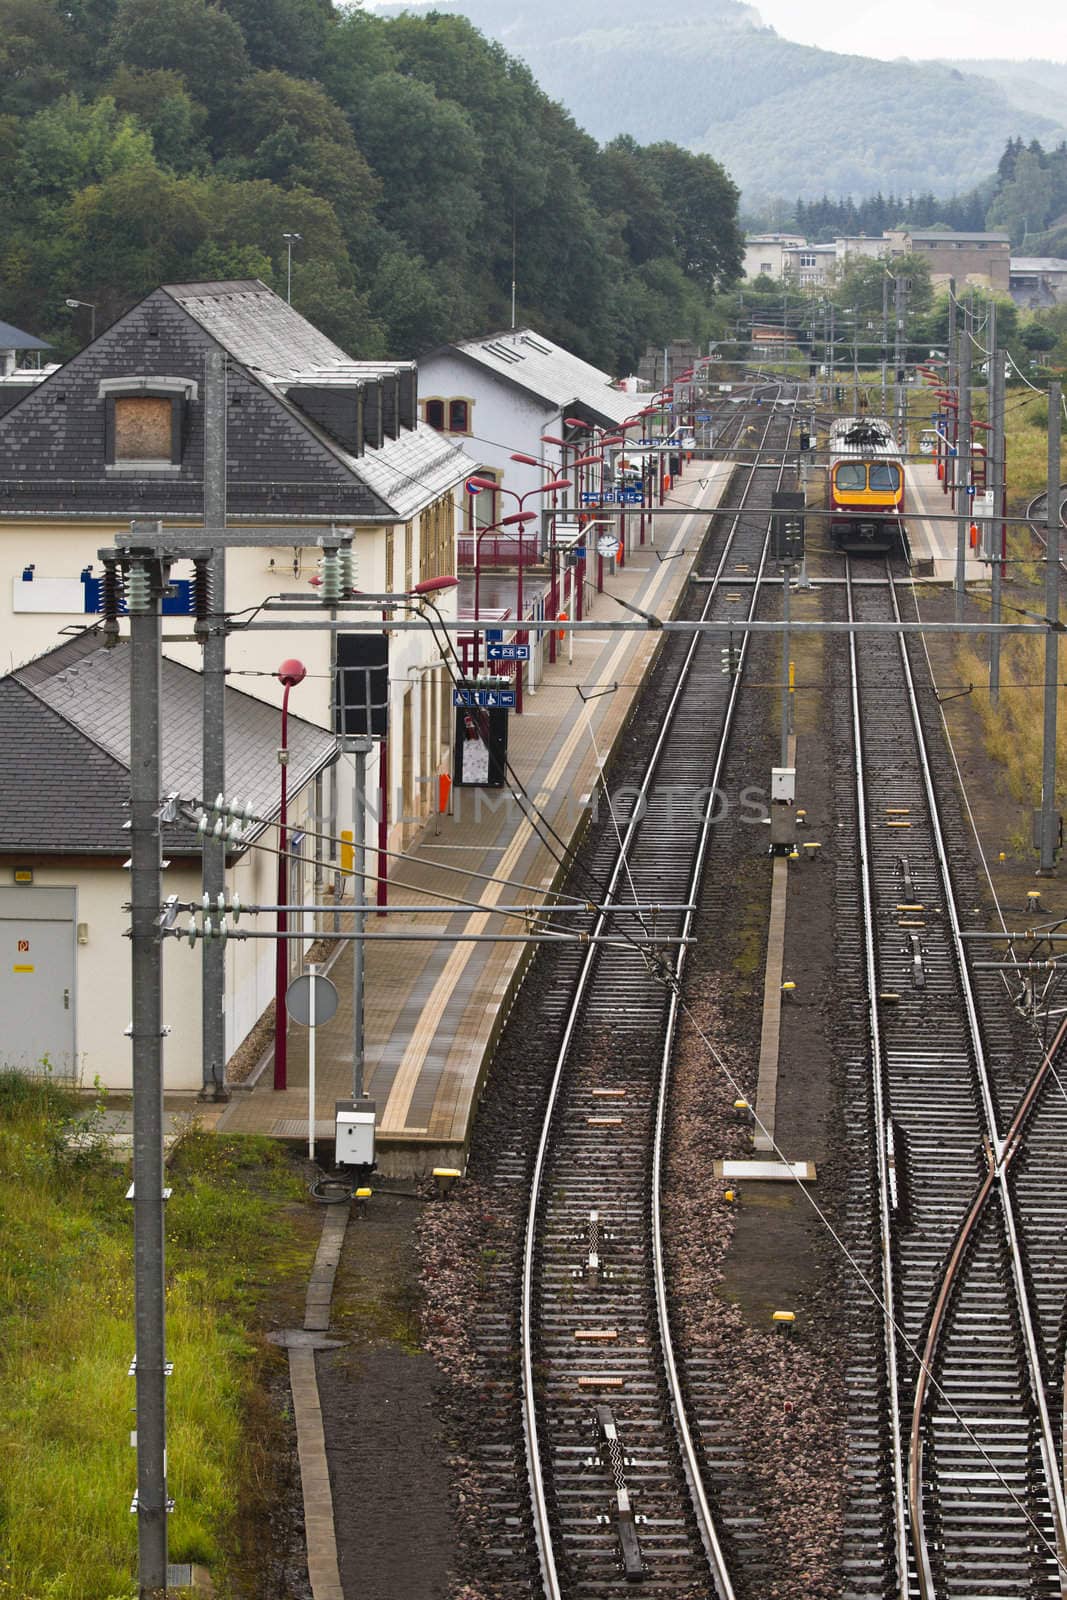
99 375 198 474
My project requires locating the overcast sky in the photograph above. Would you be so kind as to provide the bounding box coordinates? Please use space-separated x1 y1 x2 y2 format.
752 0 1067 61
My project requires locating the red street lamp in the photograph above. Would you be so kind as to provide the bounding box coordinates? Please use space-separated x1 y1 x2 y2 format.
481 469 573 707
471 508 537 674
274 657 306 1091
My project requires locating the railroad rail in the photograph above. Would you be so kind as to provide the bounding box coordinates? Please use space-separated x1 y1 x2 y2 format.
518 393 798 1597
1027 486 1067 535
841 557 1067 1598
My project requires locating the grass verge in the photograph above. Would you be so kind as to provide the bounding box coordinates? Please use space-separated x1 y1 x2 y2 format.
0 1073 314 1600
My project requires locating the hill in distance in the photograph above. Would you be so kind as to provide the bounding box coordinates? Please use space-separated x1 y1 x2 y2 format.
376 0 1067 204
940 57 1067 125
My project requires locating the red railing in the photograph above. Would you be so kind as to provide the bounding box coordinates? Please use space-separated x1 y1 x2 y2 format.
457 535 541 567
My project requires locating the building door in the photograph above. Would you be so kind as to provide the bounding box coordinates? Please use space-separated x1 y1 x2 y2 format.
0 887 76 1076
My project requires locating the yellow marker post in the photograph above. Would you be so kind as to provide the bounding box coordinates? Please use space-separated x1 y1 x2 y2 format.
340 830 354 875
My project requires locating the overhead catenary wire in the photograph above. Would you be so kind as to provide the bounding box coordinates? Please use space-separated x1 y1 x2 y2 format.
670 988 1067 1581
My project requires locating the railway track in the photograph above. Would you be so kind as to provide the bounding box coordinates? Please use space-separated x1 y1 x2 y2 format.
1027 487 1067 536
838 557 1067 1598
518 396 799 1598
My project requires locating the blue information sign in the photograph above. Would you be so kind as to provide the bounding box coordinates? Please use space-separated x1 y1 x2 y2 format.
487 644 531 662
453 688 516 709
485 628 504 644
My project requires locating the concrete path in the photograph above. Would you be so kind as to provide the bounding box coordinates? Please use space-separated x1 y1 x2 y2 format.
219 462 737 1171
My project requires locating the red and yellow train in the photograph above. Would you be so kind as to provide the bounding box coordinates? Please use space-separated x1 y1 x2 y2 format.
828 416 906 555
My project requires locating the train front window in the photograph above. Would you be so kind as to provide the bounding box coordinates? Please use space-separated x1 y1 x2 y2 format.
835 463 866 490
869 463 901 491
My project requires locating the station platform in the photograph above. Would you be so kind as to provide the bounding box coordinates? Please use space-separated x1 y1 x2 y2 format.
218 461 737 1173
907 459 987 583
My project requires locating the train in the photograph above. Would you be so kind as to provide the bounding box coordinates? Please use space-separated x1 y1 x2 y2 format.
827 415 906 555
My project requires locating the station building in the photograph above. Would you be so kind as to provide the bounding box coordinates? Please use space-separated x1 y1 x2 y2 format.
0 280 475 1090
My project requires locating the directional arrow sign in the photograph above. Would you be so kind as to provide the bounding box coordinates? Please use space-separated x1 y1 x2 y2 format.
487 644 530 661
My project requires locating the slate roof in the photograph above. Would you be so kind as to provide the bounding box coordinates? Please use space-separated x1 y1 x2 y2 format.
1011 258 1067 273
0 319 50 351
163 281 470 521
0 633 336 855
906 231 1011 244
0 281 471 523
440 328 636 428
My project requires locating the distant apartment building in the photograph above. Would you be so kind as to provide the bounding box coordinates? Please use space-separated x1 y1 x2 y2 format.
885 230 1011 292
743 235 836 288
742 234 807 280
745 229 1011 293
835 235 890 264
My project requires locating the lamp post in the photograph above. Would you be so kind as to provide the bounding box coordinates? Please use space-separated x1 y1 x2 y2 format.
63 297 96 341
476 468 572 709
469 509 537 675
282 232 302 304
274 658 306 1091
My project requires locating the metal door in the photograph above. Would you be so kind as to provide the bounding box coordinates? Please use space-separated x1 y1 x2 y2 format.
0 887 76 1076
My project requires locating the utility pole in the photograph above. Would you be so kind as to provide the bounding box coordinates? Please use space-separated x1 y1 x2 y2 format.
127 547 170 1599
781 564 792 767
881 272 889 415
892 275 905 446
199 352 228 1100
990 304 1005 704
954 304 973 623
350 737 372 1102
1039 382 1063 874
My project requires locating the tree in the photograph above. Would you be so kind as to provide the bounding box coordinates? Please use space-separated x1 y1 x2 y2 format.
835 253 932 320
595 136 675 267
987 147 1054 244
221 71 380 236
63 162 211 310
346 71 481 268
216 0 334 78
14 93 154 200
636 143 743 291
1020 323 1058 353
105 0 250 115
106 66 208 171
0 0 79 117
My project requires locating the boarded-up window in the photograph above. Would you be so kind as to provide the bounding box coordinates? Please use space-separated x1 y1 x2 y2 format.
114 396 173 461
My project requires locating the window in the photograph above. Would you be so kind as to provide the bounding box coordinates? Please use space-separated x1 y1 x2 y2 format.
799 254 817 269
114 397 172 460
449 398 470 433
99 375 196 472
869 463 901 491
468 467 499 531
424 398 445 430
760 262 772 275
835 463 867 491
420 494 453 583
